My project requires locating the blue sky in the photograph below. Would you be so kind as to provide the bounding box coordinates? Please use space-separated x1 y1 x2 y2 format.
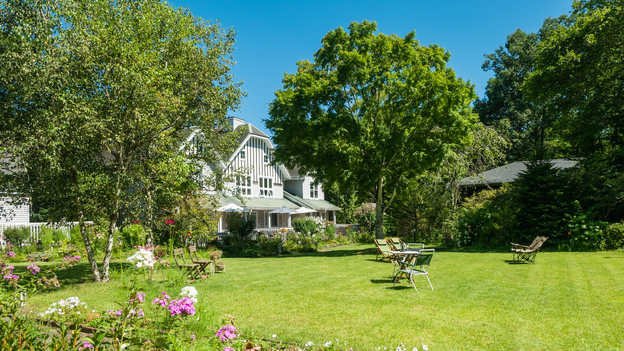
168 0 573 135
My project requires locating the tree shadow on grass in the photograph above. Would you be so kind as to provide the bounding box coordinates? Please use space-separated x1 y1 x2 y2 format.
34 261 136 289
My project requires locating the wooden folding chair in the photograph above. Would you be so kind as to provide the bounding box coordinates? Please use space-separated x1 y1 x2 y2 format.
173 248 203 282
210 251 226 273
188 246 215 277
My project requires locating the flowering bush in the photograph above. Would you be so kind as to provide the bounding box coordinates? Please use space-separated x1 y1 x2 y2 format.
127 249 156 269
27 264 41 275
2 263 19 287
39 296 89 325
354 203 376 234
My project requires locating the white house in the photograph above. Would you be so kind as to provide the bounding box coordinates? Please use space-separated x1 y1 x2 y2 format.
186 116 340 233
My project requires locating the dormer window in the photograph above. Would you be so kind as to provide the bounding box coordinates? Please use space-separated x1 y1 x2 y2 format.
240 150 246 160
310 182 319 198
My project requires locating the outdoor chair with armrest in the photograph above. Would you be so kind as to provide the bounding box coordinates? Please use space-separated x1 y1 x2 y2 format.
511 236 548 264
393 249 434 292
387 237 425 252
374 239 397 261
188 246 215 277
173 248 204 282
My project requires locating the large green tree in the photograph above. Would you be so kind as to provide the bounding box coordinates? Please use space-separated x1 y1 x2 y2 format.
265 21 477 239
474 19 571 161
0 0 242 282
525 0 624 159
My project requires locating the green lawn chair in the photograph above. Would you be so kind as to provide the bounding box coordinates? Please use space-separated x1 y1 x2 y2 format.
393 249 434 292
374 238 396 261
387 237 424 252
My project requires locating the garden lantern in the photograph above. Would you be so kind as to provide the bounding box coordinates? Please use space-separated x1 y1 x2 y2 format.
36 240 43 251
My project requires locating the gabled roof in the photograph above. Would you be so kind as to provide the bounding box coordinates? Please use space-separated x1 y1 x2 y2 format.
283 191 341 211
287 166 302 179
459 159 578 187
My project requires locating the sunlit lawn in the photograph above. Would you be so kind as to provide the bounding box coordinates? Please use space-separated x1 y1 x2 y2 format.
20 244 624 350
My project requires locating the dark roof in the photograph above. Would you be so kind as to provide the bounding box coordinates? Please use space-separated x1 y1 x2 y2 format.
459 159 579 187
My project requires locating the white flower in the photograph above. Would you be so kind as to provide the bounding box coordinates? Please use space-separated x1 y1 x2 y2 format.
396 347 402 351
324 341 332 347
272 334 277 338
305 342 314 347
413 348 418 351
180 286 199 303
127 249 156 269
422 345 428 351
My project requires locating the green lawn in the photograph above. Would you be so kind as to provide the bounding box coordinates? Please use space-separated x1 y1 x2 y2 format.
22 244 624 350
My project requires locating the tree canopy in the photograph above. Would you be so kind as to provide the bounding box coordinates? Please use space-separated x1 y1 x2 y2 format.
0 0 242 281
474 18 573 161
265 21 477 238
524 0 624 160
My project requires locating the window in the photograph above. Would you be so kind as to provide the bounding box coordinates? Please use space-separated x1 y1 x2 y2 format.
259 177 273 197
240 149 246 160
236 175 251 195
264 154 269 163
310 182 318 198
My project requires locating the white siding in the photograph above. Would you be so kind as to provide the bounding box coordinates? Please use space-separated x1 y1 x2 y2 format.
0 198 29 224
224 136 284 198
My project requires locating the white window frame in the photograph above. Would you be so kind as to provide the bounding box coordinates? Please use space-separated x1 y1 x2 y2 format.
259 177 273 197
310 182 319 198
239 149 246 160
264 154 269 163
236 175 252 196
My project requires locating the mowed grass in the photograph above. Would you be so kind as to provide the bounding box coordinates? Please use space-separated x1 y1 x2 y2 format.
22 244 624 350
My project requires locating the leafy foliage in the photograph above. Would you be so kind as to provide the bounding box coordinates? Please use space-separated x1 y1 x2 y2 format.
0 0 243 282
2 227 30 247
474 21 571 161
266 21 477 238
525 0 624 160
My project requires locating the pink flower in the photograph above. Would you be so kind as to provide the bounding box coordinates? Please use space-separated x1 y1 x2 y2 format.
167 297 195 317
215 325 238 341
27 264 41 275
165 220 175 224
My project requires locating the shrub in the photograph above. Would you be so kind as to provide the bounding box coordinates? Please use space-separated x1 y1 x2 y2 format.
604 221 624 250
225 213 256 239
69 225 83 247
325 222 336 240
455 185 517 249
123 223 146 250
257 236 283 255
3 227 30 247
39 226 55 250
292 217 325 234
354 203 376 234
